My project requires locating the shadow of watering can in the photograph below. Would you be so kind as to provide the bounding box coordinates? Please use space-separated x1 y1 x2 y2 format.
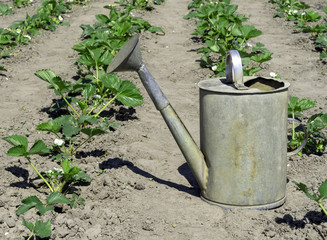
108 34 307 209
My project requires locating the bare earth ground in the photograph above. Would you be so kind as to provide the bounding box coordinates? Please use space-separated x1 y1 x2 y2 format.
0 0 327 239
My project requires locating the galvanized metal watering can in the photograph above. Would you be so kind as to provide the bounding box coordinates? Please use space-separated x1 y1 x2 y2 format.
108 34 306 209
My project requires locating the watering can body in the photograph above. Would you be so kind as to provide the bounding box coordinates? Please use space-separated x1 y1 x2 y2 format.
198 77 289 208
107 34 299 209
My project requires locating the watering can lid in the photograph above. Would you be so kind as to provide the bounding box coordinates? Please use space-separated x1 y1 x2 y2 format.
198 50 290 94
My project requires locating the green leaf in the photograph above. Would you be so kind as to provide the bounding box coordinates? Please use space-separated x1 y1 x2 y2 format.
289 96 299 110
293 181 318 201
232 25 262 39
35 70 68 95
35 70 57 83
117 80 143 107
22 218 34 232
88 47 102 63
47 192 71 205
95 14 110 24
316 35 327 45
70 194 85 208
3 135 28 148
65 166 81 182
29 140 50 155
318 180 327 200
62 125 80 138
7 145 27 156
100 119 120 131
250 52 273 64
73 170 91 183
17 196 43 215
78 115 98 125
298 98 316 111
78 54 94 67
98 50 114 66
54 115 76 126
36 204 55 216
52 76 69 95
61 159 71 174
82 84 96 99
320 52 327 59
101 73 122 92
148 26 165 34
36 120 61 134
34 219 52 238
320 114 327 124
77 101 88 113
81 128 106 137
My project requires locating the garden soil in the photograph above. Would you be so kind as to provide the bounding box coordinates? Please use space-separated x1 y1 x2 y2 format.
1 0 327 239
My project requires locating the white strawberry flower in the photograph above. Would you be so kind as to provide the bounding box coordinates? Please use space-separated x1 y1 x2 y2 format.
54 138 64 146
270 72 277 78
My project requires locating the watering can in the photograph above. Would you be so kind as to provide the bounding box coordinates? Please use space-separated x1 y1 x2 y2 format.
108 34 306 209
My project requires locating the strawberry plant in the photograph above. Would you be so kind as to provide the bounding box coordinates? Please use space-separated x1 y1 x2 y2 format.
0 3 14 15
288 96 327 154
2 134 88 239
185 0 273 76
293 180 327 215
33 68 143 161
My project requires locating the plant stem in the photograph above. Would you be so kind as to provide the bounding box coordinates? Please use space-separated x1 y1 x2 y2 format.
87 103 99 116
63 96 80 118
94 95 119 118
319 201 327 215
26 232 34 240
27 157 53 192
71 136 92 155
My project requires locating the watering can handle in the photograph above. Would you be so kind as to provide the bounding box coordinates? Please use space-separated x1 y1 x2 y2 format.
225 50 247 90
287 118 308 156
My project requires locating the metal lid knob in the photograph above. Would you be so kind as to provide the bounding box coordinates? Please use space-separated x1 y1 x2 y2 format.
225 50 247 90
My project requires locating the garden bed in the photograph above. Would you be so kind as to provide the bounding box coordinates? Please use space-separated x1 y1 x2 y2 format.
1 0 327 239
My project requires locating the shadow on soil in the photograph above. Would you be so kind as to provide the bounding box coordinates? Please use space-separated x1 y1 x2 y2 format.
99 158 200 196
276 212 327 239
41 101 138 121
76 149 106 159
5 166 31 188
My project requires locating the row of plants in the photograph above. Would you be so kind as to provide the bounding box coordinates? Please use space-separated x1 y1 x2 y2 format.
184 0 273 77
0 0 34 16
267 1 327 215
0 0 91 71
269 0 327 59
3 2 164 239
0 0 91 16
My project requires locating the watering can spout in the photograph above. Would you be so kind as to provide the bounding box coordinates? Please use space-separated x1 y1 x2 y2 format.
108 34 208 191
